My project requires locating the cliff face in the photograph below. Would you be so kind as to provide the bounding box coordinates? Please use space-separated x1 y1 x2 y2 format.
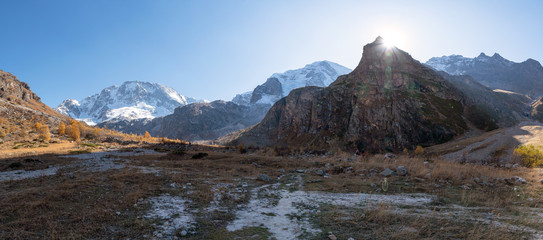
0 70 65 118
232 37 471 153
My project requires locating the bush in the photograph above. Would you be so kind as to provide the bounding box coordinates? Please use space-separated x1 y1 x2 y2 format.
191 152 208 159
513 144 543 168
238 144 247 154
414 145 424 155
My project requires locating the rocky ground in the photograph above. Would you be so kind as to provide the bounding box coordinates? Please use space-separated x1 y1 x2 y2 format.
1 145 543 239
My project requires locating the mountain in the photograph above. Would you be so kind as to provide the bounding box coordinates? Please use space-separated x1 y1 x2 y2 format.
228 37 495 153
100 61 351 141
426 53 543 97
233 61 351 105
55 81 202 125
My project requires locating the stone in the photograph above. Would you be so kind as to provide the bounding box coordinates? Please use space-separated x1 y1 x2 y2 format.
328 234 337 240
413 177 426 182
384 153 397 159
180 230 187 236
314 169 326 176
513 176 527 184
396 166 407 176
380 168 395 177
258 174 272 182
296 169 306 173
512 164 520 168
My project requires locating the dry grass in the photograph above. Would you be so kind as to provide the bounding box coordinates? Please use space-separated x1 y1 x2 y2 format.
1 145 542 239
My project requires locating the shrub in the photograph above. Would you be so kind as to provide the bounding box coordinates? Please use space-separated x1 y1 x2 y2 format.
33 122 42 132
513 144 543 168
414 145 424 155
191 152 208 159
238 144 247 154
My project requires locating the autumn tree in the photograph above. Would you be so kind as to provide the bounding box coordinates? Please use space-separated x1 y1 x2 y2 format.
58 122 66 135
33 122 42 132
38 125 51 142
144 131 151 139
68 120 81 142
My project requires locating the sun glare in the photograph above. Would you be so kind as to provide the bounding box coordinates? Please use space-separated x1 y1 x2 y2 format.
381 29 404 48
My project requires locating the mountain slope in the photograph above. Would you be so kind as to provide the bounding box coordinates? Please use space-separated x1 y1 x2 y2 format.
0 69 70 143
426 53 543 97
56 81 202 125
438 72 531 130
229 37 477 153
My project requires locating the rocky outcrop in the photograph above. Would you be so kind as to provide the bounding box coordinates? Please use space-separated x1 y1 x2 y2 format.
250 77 283 104
0 69 65 118
0 70 40 103
0 69 69 127
230 37 473 153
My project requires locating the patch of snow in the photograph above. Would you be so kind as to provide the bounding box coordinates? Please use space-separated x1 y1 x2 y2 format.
0 166 60 182
227 184 433 239
144 194 196 238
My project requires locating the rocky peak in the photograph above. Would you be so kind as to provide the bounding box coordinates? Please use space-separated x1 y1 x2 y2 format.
232 37 469 153
0 70 40 103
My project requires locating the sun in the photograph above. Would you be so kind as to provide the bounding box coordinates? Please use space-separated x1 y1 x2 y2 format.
380 29 404 48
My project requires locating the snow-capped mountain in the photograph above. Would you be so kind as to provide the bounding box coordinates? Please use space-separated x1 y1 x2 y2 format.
101 60 351 141
232 61 351 105
426 53 514 75
426 53 543 97
55 81 203 125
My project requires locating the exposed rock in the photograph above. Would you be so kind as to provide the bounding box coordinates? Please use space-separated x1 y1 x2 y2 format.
314 169 326 176
328 234 337 240
380 168 395 177
396 166 408 176
258 174 272 182
384 153 397 159
505 176 527 185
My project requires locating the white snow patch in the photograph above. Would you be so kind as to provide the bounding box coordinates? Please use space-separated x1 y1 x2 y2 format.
227 184 433 239
0 166 60 182
144 194 196 238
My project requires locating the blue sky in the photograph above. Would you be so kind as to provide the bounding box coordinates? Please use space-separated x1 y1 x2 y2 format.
0 0 542 107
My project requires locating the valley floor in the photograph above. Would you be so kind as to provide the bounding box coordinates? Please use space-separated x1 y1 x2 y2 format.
1 144 543 239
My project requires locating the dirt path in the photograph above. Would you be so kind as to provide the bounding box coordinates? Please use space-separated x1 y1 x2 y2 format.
428 121 543 162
